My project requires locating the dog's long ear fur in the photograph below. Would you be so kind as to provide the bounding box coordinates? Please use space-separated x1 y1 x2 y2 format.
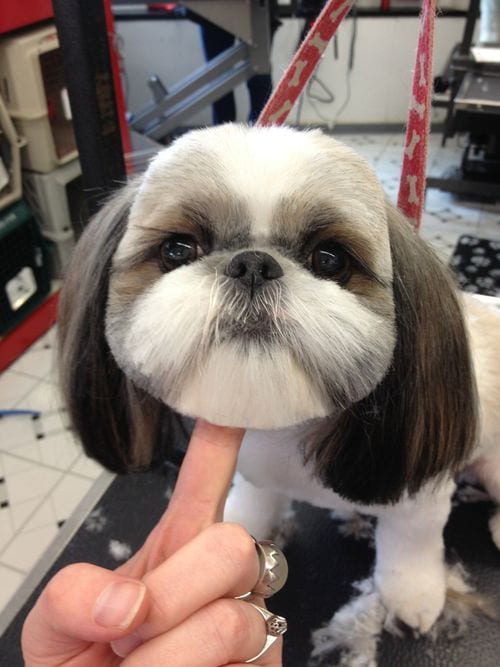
58 182 187 473
307 203 478 505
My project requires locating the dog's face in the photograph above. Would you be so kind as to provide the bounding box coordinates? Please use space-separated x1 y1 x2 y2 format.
59 124 476 503
105 125 396 429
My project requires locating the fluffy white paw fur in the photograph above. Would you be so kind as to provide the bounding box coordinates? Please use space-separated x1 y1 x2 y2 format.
310 578 386 667
310 565 483 667
374 564 446 633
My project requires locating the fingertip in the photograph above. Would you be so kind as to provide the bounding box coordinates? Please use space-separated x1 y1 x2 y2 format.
193 419 245 448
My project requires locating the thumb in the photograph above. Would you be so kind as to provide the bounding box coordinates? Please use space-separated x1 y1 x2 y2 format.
22 563 148 666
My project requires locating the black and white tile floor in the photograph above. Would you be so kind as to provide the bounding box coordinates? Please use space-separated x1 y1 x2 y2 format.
0 327 104 614
0 131 498 617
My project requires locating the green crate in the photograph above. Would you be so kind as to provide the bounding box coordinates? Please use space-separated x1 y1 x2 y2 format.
0 199 51 336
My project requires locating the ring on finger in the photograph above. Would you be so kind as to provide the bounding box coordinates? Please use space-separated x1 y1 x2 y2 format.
236 539 288 600
244 603 288 664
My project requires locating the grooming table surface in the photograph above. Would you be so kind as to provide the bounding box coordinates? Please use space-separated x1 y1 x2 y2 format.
1 466 499 666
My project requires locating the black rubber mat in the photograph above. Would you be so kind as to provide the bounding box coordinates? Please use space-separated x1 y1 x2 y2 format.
450 235 500 297
2 465 500 666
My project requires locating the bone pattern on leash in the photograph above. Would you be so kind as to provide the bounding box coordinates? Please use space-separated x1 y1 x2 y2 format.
257 0 435 230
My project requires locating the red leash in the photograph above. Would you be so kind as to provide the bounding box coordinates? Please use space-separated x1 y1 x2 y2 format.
397 0 436 229
257 0 436 230
257 0 353 126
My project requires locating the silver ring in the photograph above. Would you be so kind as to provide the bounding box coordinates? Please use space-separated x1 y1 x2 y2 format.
236 539 289 600
244 603 287 663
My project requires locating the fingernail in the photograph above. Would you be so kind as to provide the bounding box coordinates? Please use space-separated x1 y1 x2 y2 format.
93 580 146 629
111 631 143 657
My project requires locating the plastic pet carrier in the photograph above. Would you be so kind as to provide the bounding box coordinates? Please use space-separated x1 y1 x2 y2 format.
0 24 78 173
0 200 50 336
0 94 25 211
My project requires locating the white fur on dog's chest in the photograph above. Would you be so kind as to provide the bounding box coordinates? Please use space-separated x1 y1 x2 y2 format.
231 426 460 637
238 427 456 521
239 426 357 513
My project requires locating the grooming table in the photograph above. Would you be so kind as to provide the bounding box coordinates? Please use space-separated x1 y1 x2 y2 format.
1 461 499 666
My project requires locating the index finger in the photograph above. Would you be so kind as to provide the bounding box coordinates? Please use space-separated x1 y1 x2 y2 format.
154 420 245 560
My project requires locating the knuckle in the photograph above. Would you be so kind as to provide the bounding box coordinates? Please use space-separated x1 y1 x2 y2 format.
209 522 255 565
43 563 90 609
206 599 250 657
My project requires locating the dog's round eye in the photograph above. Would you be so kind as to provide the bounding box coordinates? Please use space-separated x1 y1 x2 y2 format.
310 241 350 282
160 234 200 269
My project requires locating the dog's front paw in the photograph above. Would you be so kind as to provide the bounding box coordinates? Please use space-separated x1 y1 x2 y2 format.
375 567 446 633
224 473 293 541
224 494 275 539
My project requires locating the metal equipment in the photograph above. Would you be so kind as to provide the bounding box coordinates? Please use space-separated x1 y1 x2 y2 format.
128 1 272 141
428 0 500 200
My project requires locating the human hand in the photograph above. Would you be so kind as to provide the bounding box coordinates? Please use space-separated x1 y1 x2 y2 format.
21 420 284 666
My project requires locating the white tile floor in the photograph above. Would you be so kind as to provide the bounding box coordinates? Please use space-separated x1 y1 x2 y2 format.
0 326 105 615
0 131 499 620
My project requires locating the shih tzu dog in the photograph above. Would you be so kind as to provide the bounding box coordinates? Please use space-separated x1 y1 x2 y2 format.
58 124 500 639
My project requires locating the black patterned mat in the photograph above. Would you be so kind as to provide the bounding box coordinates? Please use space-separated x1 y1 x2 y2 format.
450 235 500 297
2 467 500 667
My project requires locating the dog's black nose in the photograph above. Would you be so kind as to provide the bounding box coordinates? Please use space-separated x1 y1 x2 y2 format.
225 251 283 291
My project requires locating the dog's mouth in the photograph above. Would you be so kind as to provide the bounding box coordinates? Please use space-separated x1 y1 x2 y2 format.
215 311 282 344
212 280 287 344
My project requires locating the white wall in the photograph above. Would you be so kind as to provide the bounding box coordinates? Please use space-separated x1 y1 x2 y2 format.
275 17 467 126
116 15 467 128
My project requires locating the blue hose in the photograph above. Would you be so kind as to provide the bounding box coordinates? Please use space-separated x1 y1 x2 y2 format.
0 409 41 419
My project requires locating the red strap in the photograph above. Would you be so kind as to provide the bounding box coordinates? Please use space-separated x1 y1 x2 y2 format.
397 0 436 229
256 0 436 230
257 0 353 126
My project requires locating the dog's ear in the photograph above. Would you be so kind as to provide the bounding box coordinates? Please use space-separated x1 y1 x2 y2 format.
58 181 188 473
307 202 478 504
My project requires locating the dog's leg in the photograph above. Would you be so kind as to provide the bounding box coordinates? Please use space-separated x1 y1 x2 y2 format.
224 472 293 541
373 479 454 633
